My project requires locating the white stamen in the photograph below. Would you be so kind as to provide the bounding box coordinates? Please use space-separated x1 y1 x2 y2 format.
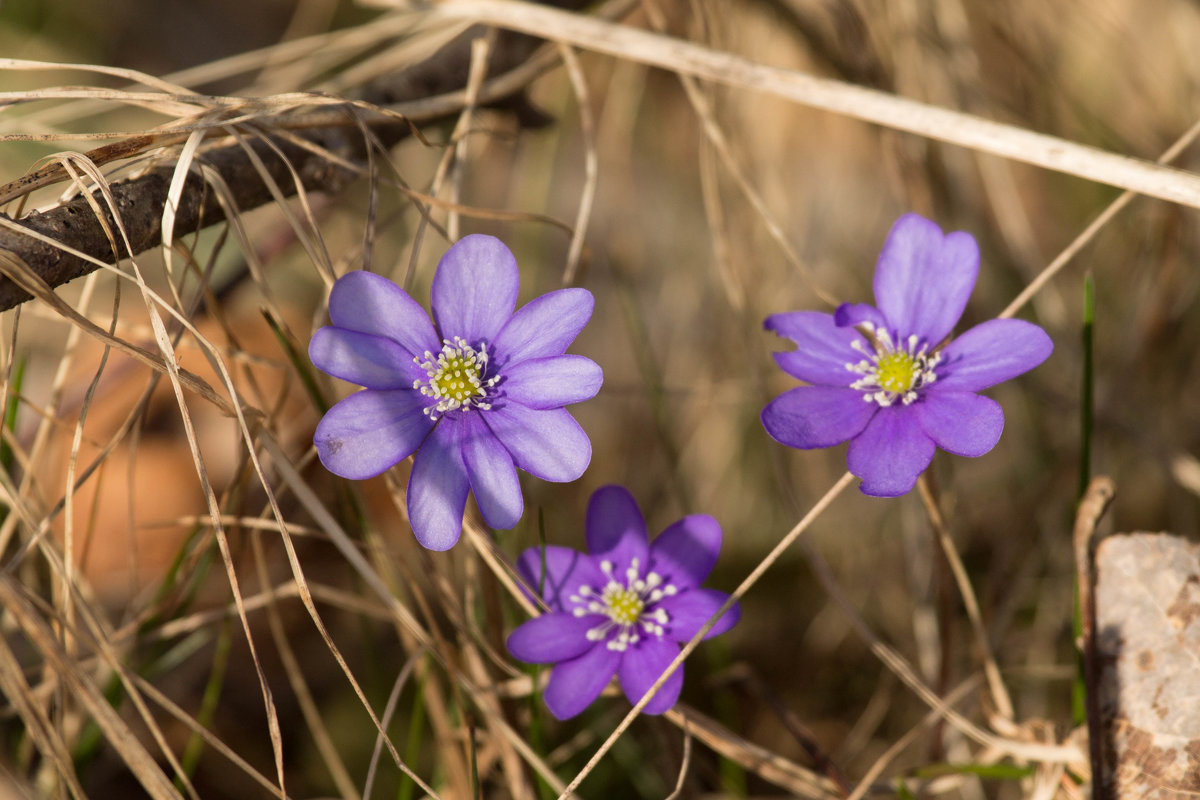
845 323 940 407
573 557 680 653
412 336 500 420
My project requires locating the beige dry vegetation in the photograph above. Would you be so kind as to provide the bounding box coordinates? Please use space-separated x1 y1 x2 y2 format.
0 0 1198 797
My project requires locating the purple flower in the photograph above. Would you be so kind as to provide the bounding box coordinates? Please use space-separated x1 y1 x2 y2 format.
309 234 602 551
761 213 1053 497
506 485 740 720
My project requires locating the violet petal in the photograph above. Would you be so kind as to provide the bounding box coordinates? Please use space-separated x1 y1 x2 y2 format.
874 214 979 344
649 514 722 589
506 612 602 664
761 385 877 449
764 311 862 385
460 415 522 530
617 638 684 716
544 644 621 720
431 234 519 344
501 355 603 410
658 589 740 641
483 404 591 482
314 390 432 480
328 270 439 358
585 484 650 573
832 302 889 331
933 318 1053 392
406 419 469 551
846 408 936 497
915 391 1004 457
516 546 607 611
493 288 595 364
309 327 424 389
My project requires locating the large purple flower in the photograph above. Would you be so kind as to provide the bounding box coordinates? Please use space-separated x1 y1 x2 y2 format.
309 234 602 550
507 485 740 720
761 213 1053 497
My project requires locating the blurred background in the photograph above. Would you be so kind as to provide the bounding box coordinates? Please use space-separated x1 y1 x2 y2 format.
1 0 1198 797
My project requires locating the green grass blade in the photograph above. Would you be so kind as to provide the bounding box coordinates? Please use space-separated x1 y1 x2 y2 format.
0 354 26 473
1073 272 1095 726
262 307 329 415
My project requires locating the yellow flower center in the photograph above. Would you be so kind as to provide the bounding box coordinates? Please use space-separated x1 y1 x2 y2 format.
429 350 485 403
413 336 499 420
571 557 678 652
875 351 919 394
604 588 645 626
846 322 941 407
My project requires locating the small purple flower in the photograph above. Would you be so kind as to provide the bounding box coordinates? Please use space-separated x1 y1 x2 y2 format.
507 485 740 720
309 234 602 551
761 213 1053 497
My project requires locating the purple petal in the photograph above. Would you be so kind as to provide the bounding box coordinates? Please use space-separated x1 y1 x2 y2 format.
460 415 522 530
493 288 595 364
431 235 518 344
764 311 861 385
328 271 439 359
833 302 889 331
845 408 936 497
658 589 740 641
585 485 649 572
618 638 684 716
544 643 621 720
649 514 721 589
406 419 469 550
915 391 1004 457
934 319 1053 392
516 546 607 611
501 355 603 410
483 404 591 482
314 390 433 480
761 386 877 449
873 214 979 344
506 612 601 664
309 327 424 389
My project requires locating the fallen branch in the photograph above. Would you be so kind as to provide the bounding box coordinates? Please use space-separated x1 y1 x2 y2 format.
0 1 597 312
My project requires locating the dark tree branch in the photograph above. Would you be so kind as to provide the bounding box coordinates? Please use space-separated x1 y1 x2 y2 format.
0 3 594 312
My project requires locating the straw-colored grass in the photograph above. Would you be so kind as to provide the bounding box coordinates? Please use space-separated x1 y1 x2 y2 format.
0 0 1196 797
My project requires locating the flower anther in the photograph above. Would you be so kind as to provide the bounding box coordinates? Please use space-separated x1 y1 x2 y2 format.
571 557 677 652
847 322 940 407
413 336 500 419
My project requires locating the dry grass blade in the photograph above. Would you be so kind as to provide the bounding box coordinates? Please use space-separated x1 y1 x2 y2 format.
916 475 1014 722
557 42 597 286
129 676 289 800
1000 115 1200 318
0 247 234 416
435 0 1200 209
0 577 183 800
844 677 984 800
559 471 857 797
666 705 839 799
3 1 1192 796
0 620 86 798
249 533 362 800
258 433 444 796
796 534 1084 764
1074 476 1116 787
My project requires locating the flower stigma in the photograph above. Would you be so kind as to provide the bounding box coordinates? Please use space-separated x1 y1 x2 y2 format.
413 336 500 420
570 557 678 652
846 322 940 406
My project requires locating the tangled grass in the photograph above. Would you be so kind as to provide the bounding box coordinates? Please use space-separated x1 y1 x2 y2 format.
1 0 1198 797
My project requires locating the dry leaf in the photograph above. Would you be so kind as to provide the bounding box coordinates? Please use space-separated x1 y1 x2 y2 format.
1096 532 1200 798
